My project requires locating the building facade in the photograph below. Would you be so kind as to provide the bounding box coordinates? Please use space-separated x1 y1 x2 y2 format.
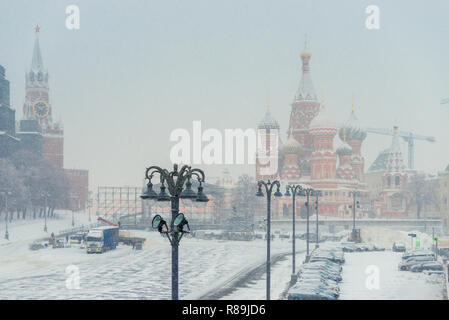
0 64 43 158
365 126 410 217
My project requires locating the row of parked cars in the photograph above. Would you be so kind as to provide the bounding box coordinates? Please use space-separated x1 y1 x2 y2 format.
287 247 345 300
397 249 443 274
340 242 385 253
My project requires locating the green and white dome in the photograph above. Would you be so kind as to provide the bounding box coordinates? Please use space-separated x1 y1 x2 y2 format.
338 110 367 141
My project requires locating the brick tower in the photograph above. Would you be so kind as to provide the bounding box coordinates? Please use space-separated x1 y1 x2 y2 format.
338 102 367 182
23 26 63 168
288 43 320 165
309 104 338 187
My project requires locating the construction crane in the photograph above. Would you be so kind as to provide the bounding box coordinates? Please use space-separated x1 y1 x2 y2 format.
97 216 118 227
365 127 436 170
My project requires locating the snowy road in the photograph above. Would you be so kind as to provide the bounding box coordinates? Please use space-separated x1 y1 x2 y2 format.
0 214 298 300
339 251 445 300
3 213 445 300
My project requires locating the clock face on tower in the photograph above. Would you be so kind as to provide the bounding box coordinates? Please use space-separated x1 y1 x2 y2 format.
32 101 50 119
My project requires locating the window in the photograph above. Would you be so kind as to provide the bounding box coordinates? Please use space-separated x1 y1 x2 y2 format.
395 176 400 186
387 176 391 186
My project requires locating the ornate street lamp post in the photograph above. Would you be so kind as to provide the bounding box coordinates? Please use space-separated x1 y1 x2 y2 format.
41 191 50 232
69 194 77 228
284 184 303 283
1 191 12 240
141 164 208 300
313 190 322 249
256 179 282 300
348 190 360 242
298 186 314 262
88 196 92 223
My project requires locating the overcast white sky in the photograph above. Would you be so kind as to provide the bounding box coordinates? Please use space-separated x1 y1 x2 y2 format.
0 0 448 190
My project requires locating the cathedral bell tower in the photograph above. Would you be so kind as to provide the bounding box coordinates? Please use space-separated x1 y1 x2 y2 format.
288 39 320 158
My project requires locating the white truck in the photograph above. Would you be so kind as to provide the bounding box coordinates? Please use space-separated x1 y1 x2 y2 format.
86 226 119 254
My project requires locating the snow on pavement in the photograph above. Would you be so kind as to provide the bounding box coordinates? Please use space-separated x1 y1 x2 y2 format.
220 252 305 300
0 213 298 300
339 251 445 300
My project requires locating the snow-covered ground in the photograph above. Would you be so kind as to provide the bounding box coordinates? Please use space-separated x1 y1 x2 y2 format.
0 211 297 300
339 251 445 300
220 252 305 300
361 227 435 249
1 212 446 300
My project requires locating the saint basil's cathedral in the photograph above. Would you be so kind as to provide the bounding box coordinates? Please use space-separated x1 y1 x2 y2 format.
255 45 410 219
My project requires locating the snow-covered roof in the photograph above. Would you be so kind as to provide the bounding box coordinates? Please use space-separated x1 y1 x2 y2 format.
368 149 390 172
336 139 353 156
386 127 406 173
310 104 338 132
281 134 302 154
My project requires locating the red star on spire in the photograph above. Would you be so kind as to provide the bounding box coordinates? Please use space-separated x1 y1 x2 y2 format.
35 25 40 34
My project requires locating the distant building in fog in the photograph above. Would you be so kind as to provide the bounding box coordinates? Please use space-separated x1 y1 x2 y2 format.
21 26 89 210
0 26 89 211
365 126 409 217
0 64 43 158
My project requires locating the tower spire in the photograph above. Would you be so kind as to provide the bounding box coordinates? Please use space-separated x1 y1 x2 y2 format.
294 35 316 102
304 33 308 52
31 25 44 72
352 92 355 112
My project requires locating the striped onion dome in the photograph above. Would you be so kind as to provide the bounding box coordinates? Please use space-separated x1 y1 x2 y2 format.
338 110 367 141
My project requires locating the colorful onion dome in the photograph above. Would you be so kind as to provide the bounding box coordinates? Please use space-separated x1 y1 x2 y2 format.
258 106 280 130
338 110 367 141
281 133 302 154
336 139 353 156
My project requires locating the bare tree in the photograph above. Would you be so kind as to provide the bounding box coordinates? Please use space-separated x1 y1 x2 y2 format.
0 158 29 220
231 174 257 222
212 188 225 224
405 173 440 219
9 150 70 219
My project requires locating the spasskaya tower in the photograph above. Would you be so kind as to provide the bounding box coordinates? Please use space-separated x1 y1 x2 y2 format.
23 25 64 168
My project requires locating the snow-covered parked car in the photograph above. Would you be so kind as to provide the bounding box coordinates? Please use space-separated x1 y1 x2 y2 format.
398 255 435 271
372 243 385 251
410 262 443 273
392 242 406 252
402 249 435 261
29 242 45 251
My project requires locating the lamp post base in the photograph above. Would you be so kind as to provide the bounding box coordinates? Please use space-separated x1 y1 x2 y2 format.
305 254 311 263
290 273 297 284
